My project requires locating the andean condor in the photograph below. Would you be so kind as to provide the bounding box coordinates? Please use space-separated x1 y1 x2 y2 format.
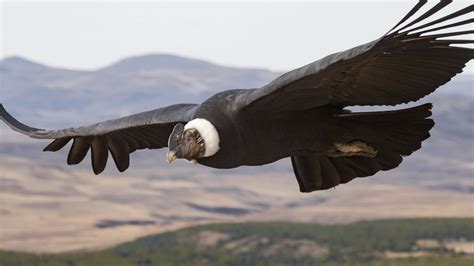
1 1 473 192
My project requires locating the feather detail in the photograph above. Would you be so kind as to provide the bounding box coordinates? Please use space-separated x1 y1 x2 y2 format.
184 118 220 157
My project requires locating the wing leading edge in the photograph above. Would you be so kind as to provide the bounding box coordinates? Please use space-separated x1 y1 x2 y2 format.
0 103 198 174
240 1 473 112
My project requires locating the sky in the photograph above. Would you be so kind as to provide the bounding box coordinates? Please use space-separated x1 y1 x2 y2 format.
1 0 472 72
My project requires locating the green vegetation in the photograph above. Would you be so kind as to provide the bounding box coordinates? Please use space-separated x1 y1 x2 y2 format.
1 218 473 266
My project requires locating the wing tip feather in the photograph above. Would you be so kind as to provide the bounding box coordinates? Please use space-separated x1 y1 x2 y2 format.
0 103 46 136
43 137 72 152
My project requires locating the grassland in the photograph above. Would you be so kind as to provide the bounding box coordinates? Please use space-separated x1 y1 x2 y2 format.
1 218 473 266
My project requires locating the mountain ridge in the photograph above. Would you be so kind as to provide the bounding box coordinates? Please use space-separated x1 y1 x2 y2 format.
0 53 472 253
0 53 276 73
0 54 279 127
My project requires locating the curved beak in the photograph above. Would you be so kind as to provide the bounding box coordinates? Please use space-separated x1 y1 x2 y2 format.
166 151 177 164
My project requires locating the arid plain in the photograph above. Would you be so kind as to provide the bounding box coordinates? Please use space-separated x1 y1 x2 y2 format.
0 55 472 253
1 144 472 252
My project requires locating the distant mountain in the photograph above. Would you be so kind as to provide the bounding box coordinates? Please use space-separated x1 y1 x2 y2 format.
0 54 278 127
0 54 472 253
1 53 472 174
102 54 221 72
0 54 472 182
1 54 472 127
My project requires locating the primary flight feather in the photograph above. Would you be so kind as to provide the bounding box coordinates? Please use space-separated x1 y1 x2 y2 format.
1 1 473 192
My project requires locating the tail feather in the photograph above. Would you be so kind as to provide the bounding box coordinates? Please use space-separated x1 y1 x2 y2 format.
340 103 434 156
292 103 434 193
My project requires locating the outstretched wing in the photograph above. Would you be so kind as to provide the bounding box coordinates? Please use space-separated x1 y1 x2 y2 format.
239 1 473 112
0 103 198 174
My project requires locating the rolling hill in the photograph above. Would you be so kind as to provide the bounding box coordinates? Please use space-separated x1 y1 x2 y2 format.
0 54 472 253
1 218 473 266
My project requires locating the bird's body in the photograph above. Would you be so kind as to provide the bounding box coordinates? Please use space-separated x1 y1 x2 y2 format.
177 89 337 168
1 1 473 192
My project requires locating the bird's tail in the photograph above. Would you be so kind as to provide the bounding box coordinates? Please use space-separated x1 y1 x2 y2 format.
337 103 434 157
291 103 434 193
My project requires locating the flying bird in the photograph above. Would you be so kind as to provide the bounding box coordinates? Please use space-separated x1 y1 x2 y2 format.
1 1 473 192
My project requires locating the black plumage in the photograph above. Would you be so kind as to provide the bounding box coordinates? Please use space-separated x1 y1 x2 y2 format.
1 1 472 192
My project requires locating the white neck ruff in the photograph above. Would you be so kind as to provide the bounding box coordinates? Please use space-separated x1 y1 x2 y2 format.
184 118 220 157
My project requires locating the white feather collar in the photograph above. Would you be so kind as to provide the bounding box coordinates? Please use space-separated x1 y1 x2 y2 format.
184 118 220 157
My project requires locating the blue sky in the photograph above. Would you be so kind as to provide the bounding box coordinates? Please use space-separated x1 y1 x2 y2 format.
1 1 472 72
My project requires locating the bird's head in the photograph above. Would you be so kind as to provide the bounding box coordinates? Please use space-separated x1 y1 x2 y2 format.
167 123 205 164
166 119 220 165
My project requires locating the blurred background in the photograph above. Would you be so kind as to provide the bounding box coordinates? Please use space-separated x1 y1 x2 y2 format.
0 1 473 265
